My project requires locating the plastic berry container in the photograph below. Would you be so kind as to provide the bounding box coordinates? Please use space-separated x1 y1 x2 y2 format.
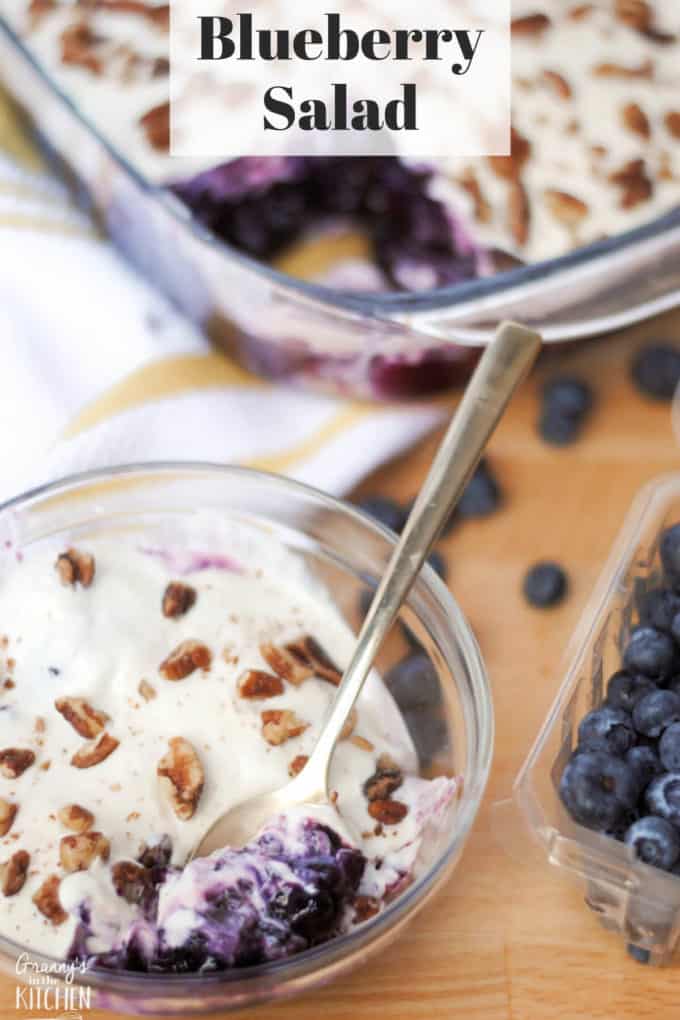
515 474 680 966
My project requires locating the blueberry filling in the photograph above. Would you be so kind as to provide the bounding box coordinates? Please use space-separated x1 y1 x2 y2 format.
170 157 483 292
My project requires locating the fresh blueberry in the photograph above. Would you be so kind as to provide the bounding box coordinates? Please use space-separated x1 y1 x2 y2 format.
627 943 651 964
659 722 680 771
633 689 680 737
624 815 680 872
577 706 635 756
626 744 664 791
538 377 594 446
426 550 448 583
606 671 655 713
622 626 675 681
631 344 680 401
384 653 442 711
646 772 680 827
456 458 502 519
523 562 568 608
661 523 680 587
355 496 406 535
638 587 680 632
559 750 638 831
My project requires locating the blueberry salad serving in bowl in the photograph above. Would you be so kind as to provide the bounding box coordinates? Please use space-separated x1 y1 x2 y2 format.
0 465 492 1014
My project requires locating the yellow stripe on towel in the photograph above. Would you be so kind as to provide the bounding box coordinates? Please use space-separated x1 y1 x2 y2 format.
0 89 44 171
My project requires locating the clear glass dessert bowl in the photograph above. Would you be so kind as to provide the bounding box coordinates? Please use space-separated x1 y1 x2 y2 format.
0 463 492 1016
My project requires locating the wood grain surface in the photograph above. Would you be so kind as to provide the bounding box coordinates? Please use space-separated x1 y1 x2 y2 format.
3 312 680 1020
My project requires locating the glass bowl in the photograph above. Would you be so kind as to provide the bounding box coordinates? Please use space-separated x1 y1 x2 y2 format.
0 463 493 1015
515 473 680 966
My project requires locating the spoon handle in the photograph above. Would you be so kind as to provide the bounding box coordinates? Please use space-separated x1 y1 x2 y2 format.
300 321 541 797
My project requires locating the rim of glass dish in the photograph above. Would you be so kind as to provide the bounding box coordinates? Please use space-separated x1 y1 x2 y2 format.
0 461 494 996
2 13 680 326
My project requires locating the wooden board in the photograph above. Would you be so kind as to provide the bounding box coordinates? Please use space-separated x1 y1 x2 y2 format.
3 311 680 1019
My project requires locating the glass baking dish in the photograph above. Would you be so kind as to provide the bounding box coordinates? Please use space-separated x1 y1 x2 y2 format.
515 474 680 967
2 14 680 400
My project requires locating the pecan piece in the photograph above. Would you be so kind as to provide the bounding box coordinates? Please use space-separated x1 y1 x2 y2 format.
353 894 380 923
139 101 170 151
459 170 491 223
0 850 29 897
350 735 375 753
0 799 18 836
282 636 342 686
593 60 653 79
609 159 653 208
340 707 358 741
363 754 404 802
542 70 572 100
568 3 593 18
58 804 94 833
237 669 284 700
259 642 314 686
60 22 105 75
488 127 531 181
32 875 68 925
55 696 108 738
664 112 680 139
367 799 409 825
511 13 551 36
508 179 530 246
615 0 652 29
0 749 35 779
288 754 309 777
157 737 204 821
55 547 95 588
622 102 651 139
60 831 110 872
261 710 309 746
544 190 589 226
138 678 157 701
162 582 197 619
111 860 151 905
71 732 119 769
160 640 212 681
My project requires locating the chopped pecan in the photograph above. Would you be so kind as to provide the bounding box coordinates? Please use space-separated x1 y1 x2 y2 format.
593 60 653 79
288 754 309 777
29 0 57 21
488 127 531 181
0 799 17 837
459 170 491 223
511 13 551 35
363 755 404 802
139 101 170 151
353 894 380 923
544 190 589 226
340 707 358 741
350 735 375 753
32 875 68 925
367 799 409 825
614 0 652 29
664 112 680 139
160 640 212 681
0 850 29 897
261 710 309 746
71 732 119 769
55 696 108 738
55 547 95 588
111 860 151 904
60 22 105 74
82 0 170 28
508 179 530 246
259 642 314 686
138 678 157 701
162 582 197 619
622 102 651 138
60 831 110 872
237 669 284 700
157 737 204 821
0 749 35 779
282 636 342 686
542 70 572 100
568 3 593 18
609 159 653 208
58 804 94 833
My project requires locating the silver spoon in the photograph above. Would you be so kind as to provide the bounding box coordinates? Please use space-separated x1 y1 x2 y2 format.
191 321 541 859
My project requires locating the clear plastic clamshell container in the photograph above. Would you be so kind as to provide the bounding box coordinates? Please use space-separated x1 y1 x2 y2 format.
515 474 680 966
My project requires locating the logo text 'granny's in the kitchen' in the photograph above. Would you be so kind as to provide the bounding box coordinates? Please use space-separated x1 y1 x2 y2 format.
170 1 510 158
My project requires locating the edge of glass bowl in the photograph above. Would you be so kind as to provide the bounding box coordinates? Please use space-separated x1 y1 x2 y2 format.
0 462 494 1007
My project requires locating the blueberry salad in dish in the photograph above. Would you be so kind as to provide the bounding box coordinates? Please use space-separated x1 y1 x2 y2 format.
4 0 680 291
559 522 680 879
0 514 457 972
